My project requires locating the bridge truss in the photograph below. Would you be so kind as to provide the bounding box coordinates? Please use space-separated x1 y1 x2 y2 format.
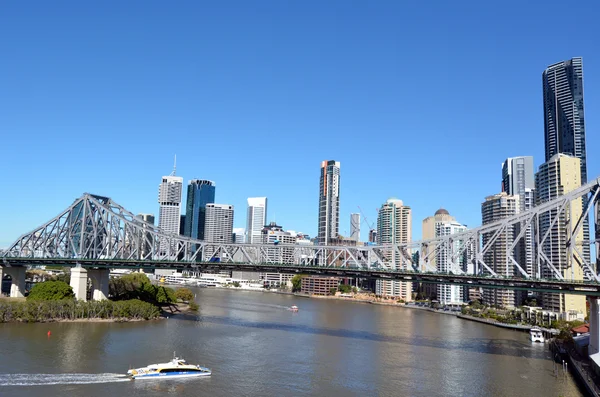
2 178 599 283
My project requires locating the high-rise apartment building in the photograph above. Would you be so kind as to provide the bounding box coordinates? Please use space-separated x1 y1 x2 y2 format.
543 57 590 265
318 160 340 245
184 179 215 240
481 192 519 309
262 222 297 263
246 197 268 244
376 198 412 301
502 156 536 304
535 154 585 318
422 208 469 304
158 174 183 253
350 213 360 241
435 221 468 305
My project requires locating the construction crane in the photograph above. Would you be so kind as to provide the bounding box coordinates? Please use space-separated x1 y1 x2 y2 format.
357 206 377 244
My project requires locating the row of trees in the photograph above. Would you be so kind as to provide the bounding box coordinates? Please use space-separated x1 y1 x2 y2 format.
0 299 160 322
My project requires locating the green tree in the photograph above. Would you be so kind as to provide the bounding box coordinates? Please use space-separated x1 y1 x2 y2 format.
27 281 74 301
155 286 176 304
232 281 241 288
175 288 194 303
329 287 337 296
338 284 352 294
291 275 303 292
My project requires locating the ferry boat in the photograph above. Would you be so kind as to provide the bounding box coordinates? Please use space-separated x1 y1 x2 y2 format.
127 353 211 380
530 328 545 343
289 305 299 312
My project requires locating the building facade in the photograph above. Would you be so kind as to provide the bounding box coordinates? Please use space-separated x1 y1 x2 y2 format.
158 174 183 253
420 209 456 299
262 222 297 264
481 192 519 309
184 179 215 241
535 154 585 318
232 228 246 244
376 198 412 301
203 204 234 260
246 197 268 244
435 220 468 305
318 160 340 245
542 57 590 265
301 276 340 296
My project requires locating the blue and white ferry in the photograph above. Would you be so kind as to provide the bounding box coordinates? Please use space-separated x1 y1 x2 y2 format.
127 353 211 380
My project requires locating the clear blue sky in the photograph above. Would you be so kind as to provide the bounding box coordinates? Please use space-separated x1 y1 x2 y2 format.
1 0 599 248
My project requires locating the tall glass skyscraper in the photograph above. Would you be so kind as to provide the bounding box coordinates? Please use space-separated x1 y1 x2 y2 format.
184 179 215 241
542 57 589 264
318 160 340 245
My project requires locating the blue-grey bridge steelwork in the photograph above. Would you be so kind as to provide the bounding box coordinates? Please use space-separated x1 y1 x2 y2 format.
1 177 599 298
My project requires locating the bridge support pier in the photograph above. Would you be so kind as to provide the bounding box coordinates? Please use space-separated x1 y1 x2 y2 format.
70 267 88 301
2 266 27 298
88 269 109 301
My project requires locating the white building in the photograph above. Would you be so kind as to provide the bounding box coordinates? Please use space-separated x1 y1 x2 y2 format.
158 174 183 254
246 197 267 244
435 221 468 305
376 198 412 301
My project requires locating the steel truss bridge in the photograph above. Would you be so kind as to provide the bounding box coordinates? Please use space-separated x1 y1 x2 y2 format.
1 177 599 296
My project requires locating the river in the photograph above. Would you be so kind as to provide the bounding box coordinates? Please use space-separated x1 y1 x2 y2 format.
0 287 584 396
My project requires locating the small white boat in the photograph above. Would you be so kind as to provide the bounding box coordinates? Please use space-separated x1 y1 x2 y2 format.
530 328 545 343
289 305 299 312
127 352 211 380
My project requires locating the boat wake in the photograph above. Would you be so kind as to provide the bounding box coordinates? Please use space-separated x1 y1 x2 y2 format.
0 373 130 386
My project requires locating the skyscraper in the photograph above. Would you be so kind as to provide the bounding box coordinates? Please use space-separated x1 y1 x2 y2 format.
184 179 216 240
318 160 340 245
535 154 585 318
246 197 268 244
158 172 183 254
350 213 360 241
376 198 412 301
203 203 234 260
502 157 536 288
542 57 590 264
481 192 519 309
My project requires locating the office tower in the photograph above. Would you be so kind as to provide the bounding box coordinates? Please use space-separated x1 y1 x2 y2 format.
422 209 469 304
376 198 412 301
184 179 216 240
246 197 268 244
137 213 155 259
318 160 340 245
179 215 186 235
158 173 183 253
535 154 585 318
203 204 234 260
481 193 519 309
232 228 246 244
502 156 536 304
350 213 360 241
543 57 590 265
262 222 297 263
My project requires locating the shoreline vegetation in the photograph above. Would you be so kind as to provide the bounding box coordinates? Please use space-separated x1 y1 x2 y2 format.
0 271 198 323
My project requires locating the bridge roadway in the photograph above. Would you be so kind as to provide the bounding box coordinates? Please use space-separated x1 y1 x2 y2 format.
3 257 600 297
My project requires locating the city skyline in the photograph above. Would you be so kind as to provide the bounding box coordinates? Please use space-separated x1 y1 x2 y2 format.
1 3 599 248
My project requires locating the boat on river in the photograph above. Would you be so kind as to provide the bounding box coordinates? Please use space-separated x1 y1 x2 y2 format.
289 305 299 312
530 328 545 343
127 353 211 379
